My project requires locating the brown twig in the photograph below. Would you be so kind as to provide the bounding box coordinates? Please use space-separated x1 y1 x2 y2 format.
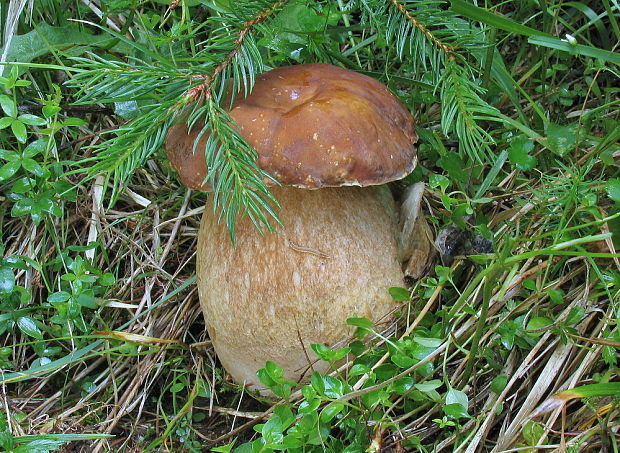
57 127 117 151
18 104 114 115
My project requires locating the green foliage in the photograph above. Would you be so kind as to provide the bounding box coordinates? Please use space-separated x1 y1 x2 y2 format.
64 1 289 240
0 68 81 226
239 321 463 452
508 135 537 170
1 0 619 451
0 411 112 453
0 65 116 373
55 0 535 237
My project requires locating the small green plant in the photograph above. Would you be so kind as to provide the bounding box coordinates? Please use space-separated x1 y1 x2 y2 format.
1 0 618 451
47 253 116 336
0 410 112 453
228 317 467 452
0 67 82 226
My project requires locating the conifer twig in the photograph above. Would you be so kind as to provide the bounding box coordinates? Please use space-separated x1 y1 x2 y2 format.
188 0 289 100
388 0 455 59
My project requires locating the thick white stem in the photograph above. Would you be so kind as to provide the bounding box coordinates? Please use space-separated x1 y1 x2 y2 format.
197 186 404 388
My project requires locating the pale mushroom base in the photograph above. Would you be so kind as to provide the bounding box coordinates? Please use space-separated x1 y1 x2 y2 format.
197 186 405 389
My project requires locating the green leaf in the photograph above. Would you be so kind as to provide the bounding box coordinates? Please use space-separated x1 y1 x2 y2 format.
0 161 21 181
11 197 47 224
526 316 553 336
444 388 470 419
273 405 295 431
322 376 346 399
508 135 537 170
257 368 275 388
490 375 508 394
232 441 253 453
561 382 620 399
42 105 61 118
11 119 27 143
546 123 577 156
300 384 316 400
17 316 43 339
11 198 36 216
11 176 35 193
261 415 283 444
9 433 113 453
297 411 319 436
546 288 565 305
346 316 373 330
310 344 350 363
565 307 585 325
446 388 469 411
0 95 17 118
264 361 284 380
389 286 410 301
311 343 334 362
532 382 620 418
48 291 71 303
392 354 417 368
0 24 119 67
605 178 620 203
429 174 451 193
298 397 321 415
21 158 45 177
114 101 141 120
76 293 97 309
391 376 416 395
528 36 620 65
320 403 344 423
415 380 442 393
18 114 47 126
413 337 443 348
349 363 371 377
0 266 16 294
258 1 326 59
443 402 469 419
99 273 115 286
437 152 468 184
61 117 87 127
0 149 19 160
361 388 391 409
0 117 12 129
522 420 547 445
0 432 13 450
211 440 236 452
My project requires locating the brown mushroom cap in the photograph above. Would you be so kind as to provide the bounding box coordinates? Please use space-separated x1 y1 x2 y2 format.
166 63 417 190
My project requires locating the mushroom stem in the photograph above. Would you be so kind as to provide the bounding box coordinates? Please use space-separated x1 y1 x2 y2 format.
197 186 404 388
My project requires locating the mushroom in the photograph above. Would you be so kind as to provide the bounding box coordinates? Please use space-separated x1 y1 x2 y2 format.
166 64 431 389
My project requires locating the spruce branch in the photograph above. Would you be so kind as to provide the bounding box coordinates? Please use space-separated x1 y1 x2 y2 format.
171 0 289 241
440 59 499 161
65 0 509 237
186 0 288 101
181 98 282 243
66 1 290 240
388 0 455 59
381 0 502 162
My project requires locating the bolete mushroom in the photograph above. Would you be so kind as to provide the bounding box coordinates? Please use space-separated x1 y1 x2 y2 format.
166 64 431 389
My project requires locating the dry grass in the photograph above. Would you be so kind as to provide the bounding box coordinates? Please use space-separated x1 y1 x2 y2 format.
3 138 618 451
1 1 619 452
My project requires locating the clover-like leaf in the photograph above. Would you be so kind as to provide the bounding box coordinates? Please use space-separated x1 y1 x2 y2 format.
508 135 537 170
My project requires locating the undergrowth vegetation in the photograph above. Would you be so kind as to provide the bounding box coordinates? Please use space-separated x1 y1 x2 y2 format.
1 0 619 452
